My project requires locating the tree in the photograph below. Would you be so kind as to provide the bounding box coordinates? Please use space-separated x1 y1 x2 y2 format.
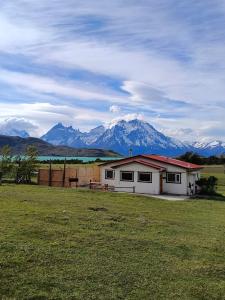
0 145 13 180
178 152 203 164
178 152 225 165
16 146 39 184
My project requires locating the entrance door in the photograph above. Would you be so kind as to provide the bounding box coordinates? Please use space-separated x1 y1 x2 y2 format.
160 174 163 194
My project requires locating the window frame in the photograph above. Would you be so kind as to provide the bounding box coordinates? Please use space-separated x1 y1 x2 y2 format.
105 169 115 180
120 171 134 182
138 171 152 183
166 172 181 184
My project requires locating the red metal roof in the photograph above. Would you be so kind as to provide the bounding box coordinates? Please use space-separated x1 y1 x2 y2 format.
111 158 166 171
100 154 203 170
142 155 203 170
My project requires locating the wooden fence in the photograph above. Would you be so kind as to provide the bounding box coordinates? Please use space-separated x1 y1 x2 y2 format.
38 165 100 188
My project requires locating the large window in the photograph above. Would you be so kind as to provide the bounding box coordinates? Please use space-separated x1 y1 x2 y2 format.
120 171 134 182
138 172 152 183
166 172 181 184
105 169 115 180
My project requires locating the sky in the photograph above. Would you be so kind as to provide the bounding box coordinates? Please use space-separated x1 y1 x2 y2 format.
0 0 225 142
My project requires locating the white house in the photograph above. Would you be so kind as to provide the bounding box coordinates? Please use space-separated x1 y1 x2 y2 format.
100 155 203 196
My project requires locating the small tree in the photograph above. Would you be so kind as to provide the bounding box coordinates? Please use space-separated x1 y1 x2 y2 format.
16 146 38 184
196 176 218 195
0 145 14 180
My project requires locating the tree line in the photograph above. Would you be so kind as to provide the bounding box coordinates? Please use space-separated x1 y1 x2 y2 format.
40 158 106 164
0 145 39 184
177 152 225 165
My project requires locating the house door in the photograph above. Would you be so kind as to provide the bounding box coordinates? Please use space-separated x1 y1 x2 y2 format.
160 174 163 194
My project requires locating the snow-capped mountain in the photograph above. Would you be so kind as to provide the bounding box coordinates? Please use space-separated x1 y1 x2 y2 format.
0 128 29 138
192 140 225 156
41 119 225 156
41 119 190 156
91 119 190 155
82 125 106 145
41 123 105 148
41 123 85 147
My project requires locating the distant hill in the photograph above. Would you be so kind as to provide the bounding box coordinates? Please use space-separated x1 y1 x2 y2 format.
0 135 120 157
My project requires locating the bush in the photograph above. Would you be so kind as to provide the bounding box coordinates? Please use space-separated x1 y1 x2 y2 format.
196 176 218 195
0 145 39 184
15 146 39 184
0 145 14 179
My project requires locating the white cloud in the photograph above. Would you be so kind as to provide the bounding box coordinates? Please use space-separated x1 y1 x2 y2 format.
0 0 224 140
109 105 120 113
0 69 124 103
0 102 113 135
121 81 191 111
160 127 199 142
107 113 144 129
0 14 46 52
0 118 38 136
37 40 189 97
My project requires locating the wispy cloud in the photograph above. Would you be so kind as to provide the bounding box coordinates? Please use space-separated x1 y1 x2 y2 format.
0 69 125 102
0 118 38 136
109 105 120 113
0 102 114 135
0 0 224 140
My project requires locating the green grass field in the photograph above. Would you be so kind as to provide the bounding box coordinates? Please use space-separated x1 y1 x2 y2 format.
1 180 225 299
202 165 225 195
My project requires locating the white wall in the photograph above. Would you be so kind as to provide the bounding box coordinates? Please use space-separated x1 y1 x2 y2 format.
101 162 160 194
130 158 192 195
143 159 201 195
100 158 201 195
163 171 188 195
187 171 201 195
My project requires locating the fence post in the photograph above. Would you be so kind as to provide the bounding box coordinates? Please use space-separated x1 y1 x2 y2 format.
37 170 40 185
49 161 52 187
62 158 66 187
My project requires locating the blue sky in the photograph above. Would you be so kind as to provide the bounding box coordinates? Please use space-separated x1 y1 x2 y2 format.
0 0 225 141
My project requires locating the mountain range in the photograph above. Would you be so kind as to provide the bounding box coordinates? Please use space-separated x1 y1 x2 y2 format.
0 119 224 157
41 119 225 156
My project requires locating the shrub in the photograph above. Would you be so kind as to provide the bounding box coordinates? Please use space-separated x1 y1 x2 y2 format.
15 146 39 184
0 145 39 184
0 145 14 179
196 176 218 195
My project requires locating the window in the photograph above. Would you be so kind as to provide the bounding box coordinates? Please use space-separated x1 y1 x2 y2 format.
138 172 152 183
105 169 115 180
120 171 134 182
166 172 181 184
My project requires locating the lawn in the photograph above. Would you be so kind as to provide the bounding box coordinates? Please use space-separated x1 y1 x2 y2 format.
1 184 225 299
202 165 225 195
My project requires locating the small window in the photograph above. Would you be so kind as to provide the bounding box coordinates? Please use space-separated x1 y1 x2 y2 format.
166 172 181 184
138 172 152 183
120 171 134 182
105 169 114 180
